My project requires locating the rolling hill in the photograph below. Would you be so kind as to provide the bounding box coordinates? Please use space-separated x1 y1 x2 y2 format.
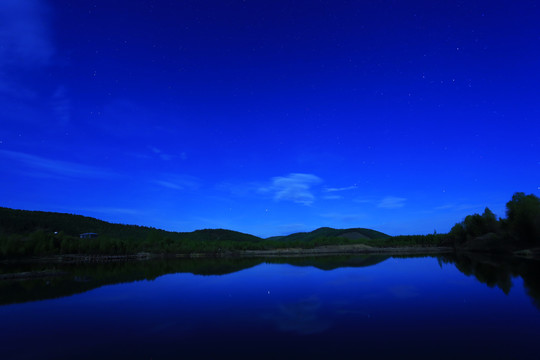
0 207 261 243
0 207 391 256
267 227 390 242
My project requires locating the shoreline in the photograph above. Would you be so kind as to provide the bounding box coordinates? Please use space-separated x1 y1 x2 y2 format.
3 244 539 264
1 245 538 282
219 245 454 257
1 245 454 264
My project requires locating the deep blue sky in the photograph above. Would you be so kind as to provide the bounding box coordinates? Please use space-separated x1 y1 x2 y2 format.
1 0 539 237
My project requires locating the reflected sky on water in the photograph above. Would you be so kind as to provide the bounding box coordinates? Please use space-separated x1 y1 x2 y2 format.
1 256 539 359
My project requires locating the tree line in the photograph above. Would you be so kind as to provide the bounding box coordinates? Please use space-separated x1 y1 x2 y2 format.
1 192 539 257
449 192 540 249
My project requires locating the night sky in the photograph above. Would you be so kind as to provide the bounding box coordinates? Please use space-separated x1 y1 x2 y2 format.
1 0 539 237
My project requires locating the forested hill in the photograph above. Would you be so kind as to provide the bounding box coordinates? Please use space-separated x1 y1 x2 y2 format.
1 191 538 257
0 207 261 243
0 208 392 243
267 227 390 241
0 207 394 256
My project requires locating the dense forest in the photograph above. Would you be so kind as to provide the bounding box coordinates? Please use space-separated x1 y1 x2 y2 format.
0 207 391 257
447 192 540 251
0 192 538 257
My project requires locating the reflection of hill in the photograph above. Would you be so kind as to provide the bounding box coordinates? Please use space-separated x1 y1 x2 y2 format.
267 255 390 270
0 255 388 306
438 253 540 309
0 257 262 306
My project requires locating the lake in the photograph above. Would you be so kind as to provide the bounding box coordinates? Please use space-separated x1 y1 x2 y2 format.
1 253 539 359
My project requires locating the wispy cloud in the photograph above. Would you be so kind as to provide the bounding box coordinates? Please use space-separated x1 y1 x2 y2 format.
378 196 406 209
0 0 53 69
154 180 184 190
434 204 454 210
153 174 199 191
325 185 357 192
148 146 175 161
0 80 37 99
215 181 261 198
0 1 69 128
129 147 187 162
434 203 482 211
79 207 142 216
51 86 70 125
260 173 322 205
320 212 366 222
353 198 373 204
323 195 343 200
0 150 115 179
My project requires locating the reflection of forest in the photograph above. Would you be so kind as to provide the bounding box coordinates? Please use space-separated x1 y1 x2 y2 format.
438 252 540 310
0 255 389 306
2 254 538 310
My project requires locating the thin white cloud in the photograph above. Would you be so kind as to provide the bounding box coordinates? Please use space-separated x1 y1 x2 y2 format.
261 173 322 205
148 146 174 161
353 198 373 204
378 196 406 209
154 180 184 190
216 181 261 198
51 86 70 125
320 212 366 222
80 207 142 216
434 204 454 210
325 185 357 192
0 0 53 68
323 195 343 200
434 203 482 211
130 147 186 162
153 174 199 191
0 150 115 179
0 1 68 128
0 0 54 64
0 79 37 99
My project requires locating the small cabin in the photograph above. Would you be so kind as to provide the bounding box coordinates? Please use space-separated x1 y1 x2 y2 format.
80 232 98 239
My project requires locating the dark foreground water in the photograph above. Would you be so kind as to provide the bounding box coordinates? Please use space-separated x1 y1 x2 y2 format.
1 254 539 359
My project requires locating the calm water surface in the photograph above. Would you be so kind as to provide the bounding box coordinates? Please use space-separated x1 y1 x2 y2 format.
1 254 539 359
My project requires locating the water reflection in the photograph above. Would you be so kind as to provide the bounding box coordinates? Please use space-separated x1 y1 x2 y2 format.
1 254 540 360
437 252 540 309
264 296 330 335
1 253 539 309
0 255 389 305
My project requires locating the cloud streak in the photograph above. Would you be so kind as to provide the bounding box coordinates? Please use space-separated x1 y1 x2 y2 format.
148 146 175 161
325 185 357 192
434 203 482 211
260 173 322 205
153 174 200 191
79 207 142 216
0 0 67 128
323 195 343 200
52 86 70 125
0 0 53 69
320 212 366 222
378 196 406 209
0 150 115 179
